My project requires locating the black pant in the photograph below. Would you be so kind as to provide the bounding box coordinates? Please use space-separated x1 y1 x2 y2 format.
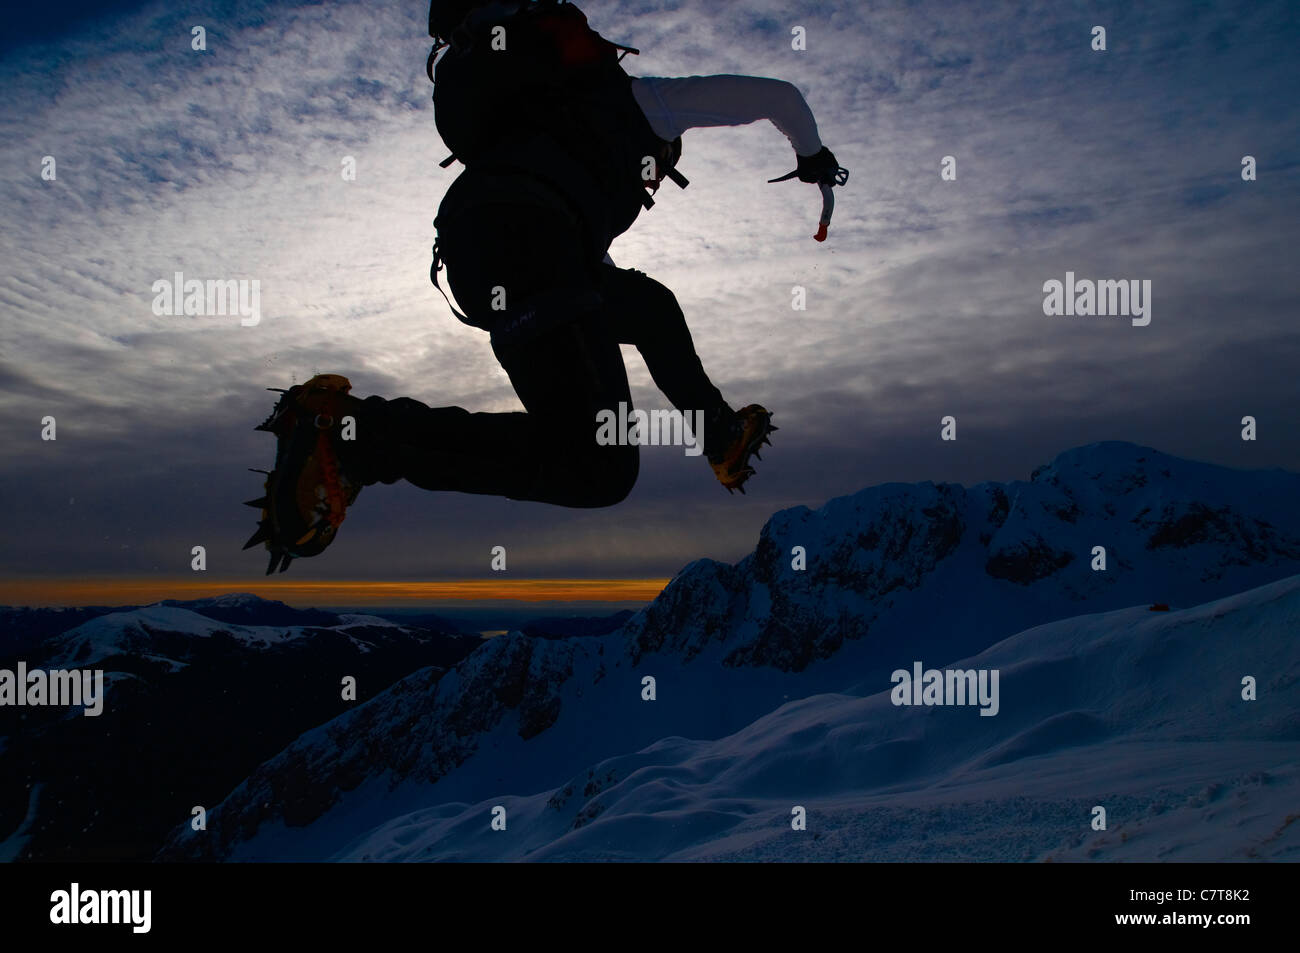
355 184 734 507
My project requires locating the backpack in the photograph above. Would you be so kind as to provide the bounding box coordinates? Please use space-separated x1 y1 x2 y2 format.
427 0 687 256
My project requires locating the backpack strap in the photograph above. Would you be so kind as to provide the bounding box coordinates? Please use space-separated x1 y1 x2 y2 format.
663 167 689 189
429 239 469 323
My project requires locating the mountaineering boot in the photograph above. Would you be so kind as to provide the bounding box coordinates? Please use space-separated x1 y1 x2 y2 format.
707 404 777 494
244 374 365 574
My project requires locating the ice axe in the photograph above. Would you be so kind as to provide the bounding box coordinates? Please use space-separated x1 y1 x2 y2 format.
768 161 849 242
815 183 835 242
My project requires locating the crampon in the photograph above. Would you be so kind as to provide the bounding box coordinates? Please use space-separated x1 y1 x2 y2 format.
243 374 362 574
709 404 777 495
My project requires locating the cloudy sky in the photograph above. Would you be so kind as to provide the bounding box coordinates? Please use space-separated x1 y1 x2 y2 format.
1 0 1298 596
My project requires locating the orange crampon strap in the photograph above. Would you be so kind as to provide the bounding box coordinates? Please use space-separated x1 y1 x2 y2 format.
316 431 348 529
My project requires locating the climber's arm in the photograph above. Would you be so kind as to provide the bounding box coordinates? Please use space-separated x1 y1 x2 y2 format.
629 74 824 157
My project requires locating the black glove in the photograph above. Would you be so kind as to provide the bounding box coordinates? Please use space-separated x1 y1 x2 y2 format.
795 146 845 185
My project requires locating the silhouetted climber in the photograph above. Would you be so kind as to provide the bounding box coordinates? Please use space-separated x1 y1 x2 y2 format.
244 0 847 573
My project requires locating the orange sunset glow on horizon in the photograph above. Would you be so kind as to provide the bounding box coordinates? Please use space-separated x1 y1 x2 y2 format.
0 577 670 608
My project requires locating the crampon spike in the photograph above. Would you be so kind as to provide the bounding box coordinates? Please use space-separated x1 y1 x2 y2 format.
265 550 282 575
248 467 271 475
243 497 269 509
278 554 293 574
243 524 270 550
266 387 288 393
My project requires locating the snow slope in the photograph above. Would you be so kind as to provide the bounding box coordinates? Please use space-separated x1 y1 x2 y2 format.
338 573 1300 861
46 605 303 667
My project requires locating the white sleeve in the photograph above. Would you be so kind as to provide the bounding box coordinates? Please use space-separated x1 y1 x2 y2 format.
630 74 824 157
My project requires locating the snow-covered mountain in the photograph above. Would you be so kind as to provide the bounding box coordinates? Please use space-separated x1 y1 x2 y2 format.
0 595 479 862
43 598 469 669
156 442 1300 861
339 572 1300 862
157 592 341 628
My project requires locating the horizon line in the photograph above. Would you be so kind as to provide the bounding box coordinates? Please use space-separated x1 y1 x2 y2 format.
0 577 671 608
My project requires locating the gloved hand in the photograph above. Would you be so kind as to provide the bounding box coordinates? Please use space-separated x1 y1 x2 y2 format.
795 146 846 185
